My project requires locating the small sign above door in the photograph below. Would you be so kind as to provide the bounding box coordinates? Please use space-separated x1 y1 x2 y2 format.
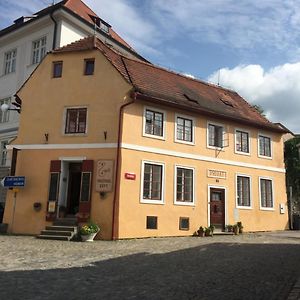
207 169 227 179
96 160 114 192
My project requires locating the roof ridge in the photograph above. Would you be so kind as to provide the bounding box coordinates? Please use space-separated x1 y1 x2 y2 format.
120 55 238 95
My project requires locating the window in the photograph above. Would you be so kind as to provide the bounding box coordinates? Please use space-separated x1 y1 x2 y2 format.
65 108 87 134
236 130 249 154
53 61 63 78
176 115 194 143
144 109 164 137
260 178 274 209
208 123 224 148
0 141 8 166
141 162 164 203
4 49 16 75
259 135 271 157
179 217 190 230
32 37 47 64
175 166 194 205
0 98 10 123
146 216 158 229
236 175 251 208
84 59 95 75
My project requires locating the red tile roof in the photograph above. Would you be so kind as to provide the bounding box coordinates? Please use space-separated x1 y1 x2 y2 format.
54 36 286 133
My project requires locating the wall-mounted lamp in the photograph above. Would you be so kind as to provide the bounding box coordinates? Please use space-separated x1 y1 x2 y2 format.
1 103 21 114
104 131 107 140
44 133 49 143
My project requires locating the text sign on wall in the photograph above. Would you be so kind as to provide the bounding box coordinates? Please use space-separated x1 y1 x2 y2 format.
207 169 227 179
96 160 114 192
125 173 136 180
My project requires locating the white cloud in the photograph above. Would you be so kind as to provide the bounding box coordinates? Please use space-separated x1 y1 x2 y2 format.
208 63 300 133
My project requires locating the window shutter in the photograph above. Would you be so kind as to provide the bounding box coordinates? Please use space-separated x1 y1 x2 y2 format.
46 160 61 221
78 160 93 222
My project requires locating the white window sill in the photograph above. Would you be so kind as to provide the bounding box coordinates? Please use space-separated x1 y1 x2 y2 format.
175 139 195 146
140 199 164 205
235 150 250 156
236 206 252 210
142 133 165 141
260 207 275 211
258 154 273 160
174 201 195 207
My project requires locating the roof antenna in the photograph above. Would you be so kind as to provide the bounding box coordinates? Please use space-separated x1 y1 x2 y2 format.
217 69 221 86
52 0 56 5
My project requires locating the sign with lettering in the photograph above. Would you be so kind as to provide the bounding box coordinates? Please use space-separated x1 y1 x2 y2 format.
207 169 227 179
96 160 114 192
125 173 136 180
1 176 25 188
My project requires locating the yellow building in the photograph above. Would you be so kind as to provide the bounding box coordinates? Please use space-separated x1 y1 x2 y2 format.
3 36 289 240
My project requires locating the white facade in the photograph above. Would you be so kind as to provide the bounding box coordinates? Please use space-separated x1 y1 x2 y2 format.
0 4 139 202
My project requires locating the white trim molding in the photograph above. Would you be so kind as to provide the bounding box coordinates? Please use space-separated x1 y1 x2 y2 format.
235 173 252 210
121 143 286 173
174 164 196 206
140 160 165 205
7 143 117 150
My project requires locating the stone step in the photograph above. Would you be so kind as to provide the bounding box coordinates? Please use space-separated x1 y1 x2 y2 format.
36 235 70 241
213 231 235 236
46 225 77 232
41 230 73 237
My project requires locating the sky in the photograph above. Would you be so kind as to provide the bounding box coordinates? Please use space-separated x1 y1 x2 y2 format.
1 0 300 133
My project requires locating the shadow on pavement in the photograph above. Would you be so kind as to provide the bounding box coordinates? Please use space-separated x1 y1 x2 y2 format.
0 242 299 300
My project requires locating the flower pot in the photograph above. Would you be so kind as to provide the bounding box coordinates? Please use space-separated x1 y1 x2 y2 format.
81 232 98 242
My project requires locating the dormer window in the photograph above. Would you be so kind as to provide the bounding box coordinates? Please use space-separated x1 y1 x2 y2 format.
100 22 109 33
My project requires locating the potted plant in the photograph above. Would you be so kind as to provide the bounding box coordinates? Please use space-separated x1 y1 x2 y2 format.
80 220 100 242
204 227 212 237
209 225 215 236
197 226 205 237
226 225 233 232
237 221 244 234
233 224 239 235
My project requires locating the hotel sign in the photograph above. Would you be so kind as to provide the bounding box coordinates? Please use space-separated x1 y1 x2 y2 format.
96 160 114 192
207 169 227 179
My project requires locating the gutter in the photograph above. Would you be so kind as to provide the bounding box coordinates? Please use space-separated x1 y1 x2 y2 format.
50 11 58 50
111 93 136 240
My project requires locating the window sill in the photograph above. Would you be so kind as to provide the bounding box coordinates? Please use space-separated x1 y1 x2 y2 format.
258 154 273 160
63 133 87 137
236 206 252 210
174 139 195 146
207 145 225 151
140 199 164 205
142 133 165 141
259 207 275 211
174 201 195 207
235 150 251 156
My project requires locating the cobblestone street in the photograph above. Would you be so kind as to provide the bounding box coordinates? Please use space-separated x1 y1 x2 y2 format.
1 231 300 299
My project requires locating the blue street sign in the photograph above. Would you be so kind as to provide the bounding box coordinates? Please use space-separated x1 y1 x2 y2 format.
1 176 25 188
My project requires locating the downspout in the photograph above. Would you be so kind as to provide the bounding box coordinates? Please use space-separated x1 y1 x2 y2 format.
111 93 136 240
50 11 58 50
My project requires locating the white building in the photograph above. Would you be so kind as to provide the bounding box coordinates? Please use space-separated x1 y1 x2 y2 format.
0 0 146 203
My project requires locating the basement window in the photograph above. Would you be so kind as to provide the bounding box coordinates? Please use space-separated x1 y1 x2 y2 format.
179 217 189 230
146 216 158 229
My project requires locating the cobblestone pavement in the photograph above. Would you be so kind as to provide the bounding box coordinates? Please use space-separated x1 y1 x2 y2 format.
1 231 300 299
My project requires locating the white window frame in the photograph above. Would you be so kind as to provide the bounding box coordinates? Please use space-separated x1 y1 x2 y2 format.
207 121 225 150
258 133 272 159
142 106 166 140
140 160 165 204
32 36 47 65
174 113 195 145
0 98 10 123
62 106 88 136
235 173 252 209
174 164 195 206
259 176 275 211
4 48 17 75
235 128 250 156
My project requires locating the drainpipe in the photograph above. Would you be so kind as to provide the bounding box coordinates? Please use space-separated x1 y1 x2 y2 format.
50 11 58 50
111 93 136 240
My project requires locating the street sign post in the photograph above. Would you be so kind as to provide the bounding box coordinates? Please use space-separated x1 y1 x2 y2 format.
1 176 25 188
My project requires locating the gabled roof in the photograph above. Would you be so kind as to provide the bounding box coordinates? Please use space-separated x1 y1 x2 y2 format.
0 0 133 53
55 36 287 133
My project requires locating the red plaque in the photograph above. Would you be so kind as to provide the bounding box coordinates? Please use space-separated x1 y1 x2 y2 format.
125 173 136 180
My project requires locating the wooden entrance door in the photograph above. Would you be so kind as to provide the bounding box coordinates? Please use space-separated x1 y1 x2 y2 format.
210 188 225 229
